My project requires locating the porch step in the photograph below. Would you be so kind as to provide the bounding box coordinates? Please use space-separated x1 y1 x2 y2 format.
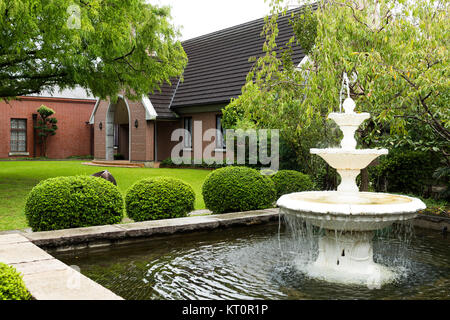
82 160 145 168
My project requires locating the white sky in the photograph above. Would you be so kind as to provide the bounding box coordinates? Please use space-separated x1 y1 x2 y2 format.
153 0 273 40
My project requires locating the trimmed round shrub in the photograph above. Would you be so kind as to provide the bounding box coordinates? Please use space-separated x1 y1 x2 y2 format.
125 177 195 221
271 170 315 198
25 175 124 232
202 166 276 214
0 263 31 300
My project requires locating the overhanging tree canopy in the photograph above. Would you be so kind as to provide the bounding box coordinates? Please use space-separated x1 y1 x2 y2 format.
223 0 449 174
0 0 187 100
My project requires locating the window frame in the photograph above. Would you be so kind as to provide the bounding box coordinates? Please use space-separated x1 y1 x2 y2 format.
10 118 27 153
183 117 192 149
215 114 226 150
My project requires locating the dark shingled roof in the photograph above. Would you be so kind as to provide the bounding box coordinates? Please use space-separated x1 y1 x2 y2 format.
148 7 307 117
148 78 179 119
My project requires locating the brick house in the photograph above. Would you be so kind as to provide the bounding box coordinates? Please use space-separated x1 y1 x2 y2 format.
1 88 96 159
90 10 306 164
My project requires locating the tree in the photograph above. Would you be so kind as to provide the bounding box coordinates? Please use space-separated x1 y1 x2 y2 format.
35 105 57 157
222 1 336 187
223 0 449 190
299 0 449 170
0 0 187 101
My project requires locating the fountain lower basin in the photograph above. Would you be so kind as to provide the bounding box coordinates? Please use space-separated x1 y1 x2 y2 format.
277 191 426 231
278 191 426 286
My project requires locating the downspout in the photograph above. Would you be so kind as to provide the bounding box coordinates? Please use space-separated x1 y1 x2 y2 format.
32 113 38 157
154 120 157 162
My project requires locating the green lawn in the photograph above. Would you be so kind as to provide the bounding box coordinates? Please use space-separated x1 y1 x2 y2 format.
0 161 211 231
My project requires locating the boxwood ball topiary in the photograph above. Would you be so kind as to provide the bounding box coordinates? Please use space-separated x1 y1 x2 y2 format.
0 263 31 300
271 170 315 198
125 177 195 221
202 166 276 214
25 175 124 232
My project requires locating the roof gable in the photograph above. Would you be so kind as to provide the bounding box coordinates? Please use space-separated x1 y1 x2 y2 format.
148 7 307 115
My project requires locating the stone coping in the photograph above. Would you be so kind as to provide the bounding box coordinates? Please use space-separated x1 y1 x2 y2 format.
413 213 450 231
22 208 279 250
0 234 122 300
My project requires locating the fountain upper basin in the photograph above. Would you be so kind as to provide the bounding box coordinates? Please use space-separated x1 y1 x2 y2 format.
310 148 388 170
277 191 426 231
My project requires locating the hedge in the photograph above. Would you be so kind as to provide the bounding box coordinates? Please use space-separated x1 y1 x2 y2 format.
202 166 276 214
25 175 124 231
125 177 195 221
0 263 31 300
369 150 441 196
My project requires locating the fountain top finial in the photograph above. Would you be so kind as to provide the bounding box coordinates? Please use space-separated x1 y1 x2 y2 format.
343 97 356 114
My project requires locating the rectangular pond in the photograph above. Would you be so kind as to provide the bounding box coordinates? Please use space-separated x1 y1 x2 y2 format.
53 222 450 300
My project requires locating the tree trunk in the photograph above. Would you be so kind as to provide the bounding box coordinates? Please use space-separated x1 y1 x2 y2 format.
42 138 47 158
360 168 369 192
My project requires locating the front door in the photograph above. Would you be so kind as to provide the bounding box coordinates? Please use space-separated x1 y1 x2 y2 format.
118 124 129 160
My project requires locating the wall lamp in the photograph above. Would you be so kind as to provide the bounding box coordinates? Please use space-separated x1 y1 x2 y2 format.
99 122 103 130
134 119 139 129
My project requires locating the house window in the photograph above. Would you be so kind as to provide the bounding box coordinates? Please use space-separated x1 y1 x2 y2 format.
216 115 225 149
10 119 27 152
184 117 192 149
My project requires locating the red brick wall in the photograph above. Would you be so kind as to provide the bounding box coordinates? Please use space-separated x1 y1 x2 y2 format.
92 98 229 163
128 99 149 162
179 111 226 163
156 119 182 161
0 96 95 159
93 100 108 160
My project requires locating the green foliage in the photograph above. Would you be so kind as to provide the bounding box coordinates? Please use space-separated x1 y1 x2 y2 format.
271 170 315 198
301 0 449 168
221 3 338 177
65 155 94 160
0 263 31 300
114 153 125 160
0 0 187 100
202 166 276 214
290 5 317 54
160 158 228 169
369 150 441 197
125 177 195 221
35 104 57 157
25 175 124 231
159 157 266 170
36 105 54 118
227 0 449 185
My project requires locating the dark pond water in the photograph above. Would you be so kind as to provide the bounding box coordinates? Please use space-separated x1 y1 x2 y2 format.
54 221 450 300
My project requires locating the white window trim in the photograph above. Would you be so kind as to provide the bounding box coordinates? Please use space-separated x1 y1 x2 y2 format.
9 152 30 156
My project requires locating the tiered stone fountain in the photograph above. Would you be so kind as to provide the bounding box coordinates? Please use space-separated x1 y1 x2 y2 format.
277 97 426 287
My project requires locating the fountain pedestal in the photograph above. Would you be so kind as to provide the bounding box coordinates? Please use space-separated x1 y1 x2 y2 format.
308 230 394 287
